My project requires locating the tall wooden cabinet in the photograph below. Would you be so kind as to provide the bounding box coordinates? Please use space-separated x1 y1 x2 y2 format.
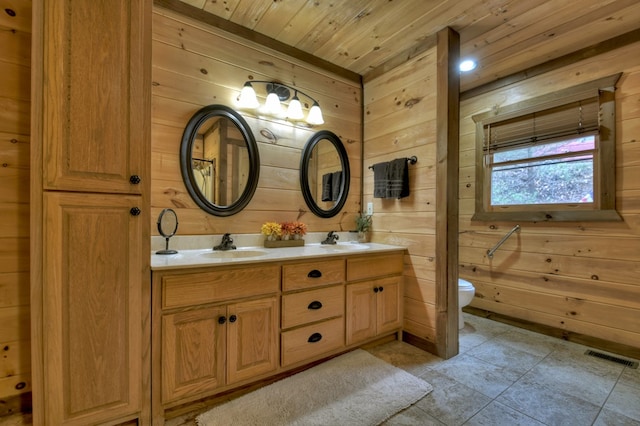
30 0 151 424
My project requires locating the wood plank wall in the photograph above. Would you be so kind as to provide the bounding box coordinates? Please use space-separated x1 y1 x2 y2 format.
363 48 439 347
459 42 640 350
151 8 362 236
0 0 32 414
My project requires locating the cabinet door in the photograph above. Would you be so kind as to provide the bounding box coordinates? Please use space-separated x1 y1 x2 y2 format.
346 282 377 345
42 192 144 424
162 307 226 403
227 297 279 384
41 0 149 194
376 276 403 335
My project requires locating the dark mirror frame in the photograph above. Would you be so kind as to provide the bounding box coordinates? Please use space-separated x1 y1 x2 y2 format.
179 104 260 217
300 130 350 218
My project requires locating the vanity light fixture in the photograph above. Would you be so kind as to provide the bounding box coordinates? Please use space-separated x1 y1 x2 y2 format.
237 81 324 125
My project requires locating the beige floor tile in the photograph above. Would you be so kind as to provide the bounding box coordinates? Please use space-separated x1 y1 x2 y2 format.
465 401 546 426
603 382 640 421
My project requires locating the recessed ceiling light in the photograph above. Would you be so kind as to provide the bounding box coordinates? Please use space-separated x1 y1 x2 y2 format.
459 59 477 72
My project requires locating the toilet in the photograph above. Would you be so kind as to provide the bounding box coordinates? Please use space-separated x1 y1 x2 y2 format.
458 278 476 329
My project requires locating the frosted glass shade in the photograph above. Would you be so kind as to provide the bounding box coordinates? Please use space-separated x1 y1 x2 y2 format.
286 95 304 120
238 83 259 109
265 92 284 116
306 102 324 125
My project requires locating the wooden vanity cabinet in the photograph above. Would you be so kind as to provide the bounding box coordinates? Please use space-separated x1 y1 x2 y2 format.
281 259 346 367
346 254 404 345
153 265 280 411
162 297 279 403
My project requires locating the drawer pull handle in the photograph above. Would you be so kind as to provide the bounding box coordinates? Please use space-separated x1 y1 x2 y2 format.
218 316 226 324
229 314 237 323
307 269 322 278
308 332 323 343
308 300 323 310
379 286 384 292
373 287 379 293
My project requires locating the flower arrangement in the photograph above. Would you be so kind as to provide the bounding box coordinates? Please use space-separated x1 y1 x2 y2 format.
261 222 282 240
290 221 307 237
261 221 306 245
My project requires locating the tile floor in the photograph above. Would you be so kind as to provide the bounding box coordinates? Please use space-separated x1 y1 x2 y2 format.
3 313 637 426
369 313 640 426
168 313 640 426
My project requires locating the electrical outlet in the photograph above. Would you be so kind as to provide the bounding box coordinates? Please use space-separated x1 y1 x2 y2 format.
366 202 373 215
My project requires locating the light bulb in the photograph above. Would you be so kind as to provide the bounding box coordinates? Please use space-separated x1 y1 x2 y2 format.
238 82 259 109
287 93 304 120
306 102 324 125
459 59 477 72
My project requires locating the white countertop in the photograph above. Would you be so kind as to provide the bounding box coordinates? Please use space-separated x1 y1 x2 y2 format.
151 241 406 271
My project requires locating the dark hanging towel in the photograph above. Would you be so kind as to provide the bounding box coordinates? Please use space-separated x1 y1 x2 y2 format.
372 162 389 198
331 171 342 201
387 157 410 199
321 173 333 201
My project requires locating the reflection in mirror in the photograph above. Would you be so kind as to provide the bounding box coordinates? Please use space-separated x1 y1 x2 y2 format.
191 116 249 206
300 130 350 218
180 105 260 217
156 208 178 255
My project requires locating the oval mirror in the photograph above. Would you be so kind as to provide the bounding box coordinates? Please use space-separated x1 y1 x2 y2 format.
156 208 178 255
180 105 260 217
300 130 350 218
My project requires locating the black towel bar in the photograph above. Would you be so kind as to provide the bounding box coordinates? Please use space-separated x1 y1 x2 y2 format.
368 156 417 170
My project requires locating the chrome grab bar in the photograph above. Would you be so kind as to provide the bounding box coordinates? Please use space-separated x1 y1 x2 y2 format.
487 224 520 259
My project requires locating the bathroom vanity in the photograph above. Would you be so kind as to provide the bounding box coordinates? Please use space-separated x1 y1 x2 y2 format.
150 242 405 422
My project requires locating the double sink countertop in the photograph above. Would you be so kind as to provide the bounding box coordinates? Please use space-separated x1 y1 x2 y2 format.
151 233 406 271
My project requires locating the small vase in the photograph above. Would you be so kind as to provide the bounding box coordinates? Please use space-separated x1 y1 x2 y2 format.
293 234 301 240
357 231 369 243
266 234 276 241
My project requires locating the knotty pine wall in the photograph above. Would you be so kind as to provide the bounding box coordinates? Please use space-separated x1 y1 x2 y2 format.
0 0 31 414
459 42 640 351
363 47 439 346
151 8 362 236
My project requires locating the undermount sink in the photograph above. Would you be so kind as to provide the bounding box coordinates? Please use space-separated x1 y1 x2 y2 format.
318 243 369 251
200 249 268 259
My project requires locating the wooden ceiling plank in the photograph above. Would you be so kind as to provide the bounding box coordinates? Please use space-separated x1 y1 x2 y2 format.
466 2 640 90
228 0 272 30
313 0 425 61
274 0 350 48
460 28 640 99
461 0 628 60
349 0 501 74
202 0 241 20
293 0 376 53
154 0 361 83
251 0 309 38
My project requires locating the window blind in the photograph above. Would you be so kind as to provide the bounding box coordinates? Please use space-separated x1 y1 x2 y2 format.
483 97 599 153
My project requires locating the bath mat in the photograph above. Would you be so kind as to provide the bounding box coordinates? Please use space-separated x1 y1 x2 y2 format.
196 348 433 426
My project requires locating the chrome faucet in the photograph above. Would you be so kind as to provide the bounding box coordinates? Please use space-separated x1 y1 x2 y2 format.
213 233 236 251
321 231 339 245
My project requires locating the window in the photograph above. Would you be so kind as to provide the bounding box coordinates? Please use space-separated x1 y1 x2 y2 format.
471 74 622 222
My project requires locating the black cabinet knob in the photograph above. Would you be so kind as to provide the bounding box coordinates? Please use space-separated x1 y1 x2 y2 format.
130 207 141 216
307 301 323 310
229 314 237 323
373 287 379 293
379 286 384 292
308 332 323 343
129 175 141 184
218 316 226 324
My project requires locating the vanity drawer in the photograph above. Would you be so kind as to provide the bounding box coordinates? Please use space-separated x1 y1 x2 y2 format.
281 317 345 367
282 285 344 329
282 259 345 291
347 253 403 282
162 265 280 309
